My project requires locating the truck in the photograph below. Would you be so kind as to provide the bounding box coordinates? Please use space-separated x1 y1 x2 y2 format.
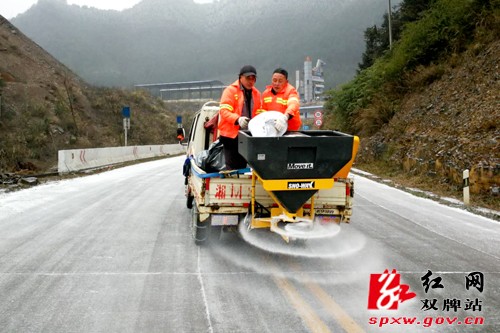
182 101 359 245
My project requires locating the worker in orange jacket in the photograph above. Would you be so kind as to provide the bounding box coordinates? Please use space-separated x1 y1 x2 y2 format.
261 68 301 131
218 65 263 169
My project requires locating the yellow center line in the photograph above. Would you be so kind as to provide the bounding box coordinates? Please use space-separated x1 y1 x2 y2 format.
306 283 365 333
289 262 365 333
272 275 332 333
264 253 366 333
263 255 332 333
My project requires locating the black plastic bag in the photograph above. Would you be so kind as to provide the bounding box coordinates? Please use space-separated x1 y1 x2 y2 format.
194 140 225 173
204 140 225 172
193 151 207 169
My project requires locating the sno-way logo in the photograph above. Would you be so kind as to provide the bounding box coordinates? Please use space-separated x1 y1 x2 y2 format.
288 181 315 189
287 163 314 170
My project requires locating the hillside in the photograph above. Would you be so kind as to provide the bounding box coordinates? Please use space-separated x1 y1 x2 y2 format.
0 15 195 173
328 0 499 212
356 40 499 211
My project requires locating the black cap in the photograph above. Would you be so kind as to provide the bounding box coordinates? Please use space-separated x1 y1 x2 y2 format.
273 68 288 79
239 65 257 77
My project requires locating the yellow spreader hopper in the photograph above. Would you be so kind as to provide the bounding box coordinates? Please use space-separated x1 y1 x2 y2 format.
238 130 359 242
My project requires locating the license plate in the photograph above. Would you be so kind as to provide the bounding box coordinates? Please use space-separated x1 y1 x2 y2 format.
315 215 341 224
314 208 339 215
211 214 239 226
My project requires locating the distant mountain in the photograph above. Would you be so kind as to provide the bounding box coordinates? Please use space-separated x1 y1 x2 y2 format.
12 0 398 89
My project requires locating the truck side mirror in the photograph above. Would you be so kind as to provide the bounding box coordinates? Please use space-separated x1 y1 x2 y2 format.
177 127 187 145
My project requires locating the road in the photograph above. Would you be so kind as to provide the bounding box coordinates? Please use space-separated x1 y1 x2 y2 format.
0 156 498 333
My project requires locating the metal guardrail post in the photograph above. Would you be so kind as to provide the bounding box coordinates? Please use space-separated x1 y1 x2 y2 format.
463 169 470 206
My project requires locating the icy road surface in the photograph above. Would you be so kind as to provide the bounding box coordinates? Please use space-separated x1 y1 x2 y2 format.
0 156 499 333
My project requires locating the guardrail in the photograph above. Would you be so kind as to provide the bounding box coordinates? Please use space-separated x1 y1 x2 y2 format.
58 144 186 174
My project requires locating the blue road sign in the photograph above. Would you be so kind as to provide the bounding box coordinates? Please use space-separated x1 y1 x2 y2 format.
122 106 131 118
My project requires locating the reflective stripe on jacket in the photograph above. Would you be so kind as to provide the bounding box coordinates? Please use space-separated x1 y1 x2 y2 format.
262 83 301 130
218 80 262 138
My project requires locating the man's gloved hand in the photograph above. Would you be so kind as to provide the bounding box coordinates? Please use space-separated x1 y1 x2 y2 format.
274 114 288 132
238 116 250 129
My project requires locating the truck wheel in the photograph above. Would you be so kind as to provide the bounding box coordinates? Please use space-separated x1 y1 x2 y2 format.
186 193 194 209
192 205 209 245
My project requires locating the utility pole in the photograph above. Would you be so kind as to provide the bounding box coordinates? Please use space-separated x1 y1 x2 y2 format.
388 0 393 49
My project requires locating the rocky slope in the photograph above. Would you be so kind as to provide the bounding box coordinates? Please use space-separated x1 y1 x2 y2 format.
357 40 499 210
0 15 185 173
0 15 90 170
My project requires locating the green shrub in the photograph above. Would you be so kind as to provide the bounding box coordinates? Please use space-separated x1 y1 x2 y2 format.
325 0 493 134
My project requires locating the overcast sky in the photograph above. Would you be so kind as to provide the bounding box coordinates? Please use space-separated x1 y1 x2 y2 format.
0 0 213 20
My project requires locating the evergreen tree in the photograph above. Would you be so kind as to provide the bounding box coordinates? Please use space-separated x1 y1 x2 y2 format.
358 24 387 71
358 0 434 71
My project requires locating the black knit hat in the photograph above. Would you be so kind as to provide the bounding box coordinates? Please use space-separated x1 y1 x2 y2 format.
273 68 288 79
239 65 257 77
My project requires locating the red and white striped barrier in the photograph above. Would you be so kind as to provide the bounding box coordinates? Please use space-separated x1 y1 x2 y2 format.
58 144 185 173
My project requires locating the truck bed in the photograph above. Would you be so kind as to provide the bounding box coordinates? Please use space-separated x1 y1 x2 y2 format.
189 159 352 217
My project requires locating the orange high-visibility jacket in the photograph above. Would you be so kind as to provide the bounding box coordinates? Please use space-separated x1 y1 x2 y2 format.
262 83 301 130
218 80 262 139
